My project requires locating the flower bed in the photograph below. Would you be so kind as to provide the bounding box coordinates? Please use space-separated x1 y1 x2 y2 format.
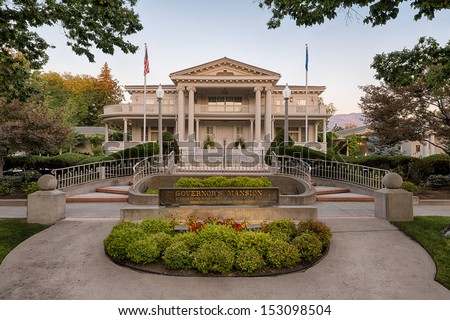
104 217 331 276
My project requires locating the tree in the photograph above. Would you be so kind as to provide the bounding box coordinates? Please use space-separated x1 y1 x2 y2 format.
0 97 71 177
1 0 143 69
93 62 123 125
360 37 450 155
257 0 450 28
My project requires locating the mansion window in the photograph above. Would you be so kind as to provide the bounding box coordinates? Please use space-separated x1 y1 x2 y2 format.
208 96 243 112
208 97 243 106
206 126 214 136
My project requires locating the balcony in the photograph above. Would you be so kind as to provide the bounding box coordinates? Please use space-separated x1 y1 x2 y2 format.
103 103 327 118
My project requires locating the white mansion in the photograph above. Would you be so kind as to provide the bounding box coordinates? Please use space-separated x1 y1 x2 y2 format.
101 57 331 153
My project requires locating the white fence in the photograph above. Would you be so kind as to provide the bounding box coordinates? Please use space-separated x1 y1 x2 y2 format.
51 158 142 189
51 152 388 191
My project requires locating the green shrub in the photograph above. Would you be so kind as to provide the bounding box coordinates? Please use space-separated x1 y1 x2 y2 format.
192 240 235 273
77 156 114 164
197 224 237 246
297 220 332 248
145 189 159 194
292 232 323 262
173 176 272 188
174 177 204 188
235 249 265 273
266 239 300 268
172 232 201 250
401 181 418 193
263 219 297 240
127 237 161 264
202 176 229 187
147 232 173 253
141 218 173 235
109 142 158 160
103 222 146 261
0 181 15 196
23 181 39 194
235 231 272 256
50 153 90 168
162 242 193 270
427 175 450 188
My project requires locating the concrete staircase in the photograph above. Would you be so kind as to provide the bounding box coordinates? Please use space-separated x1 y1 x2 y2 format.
66 186 129 203
66 185 374 203
315 186 374 202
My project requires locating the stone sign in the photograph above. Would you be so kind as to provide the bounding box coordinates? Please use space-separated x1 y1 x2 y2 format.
159 188 279 206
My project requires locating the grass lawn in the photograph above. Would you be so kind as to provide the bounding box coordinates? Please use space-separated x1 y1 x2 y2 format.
392 216 450 291
0 219 49 264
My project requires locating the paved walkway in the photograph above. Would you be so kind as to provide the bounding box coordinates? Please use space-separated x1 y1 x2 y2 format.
0 201 450 299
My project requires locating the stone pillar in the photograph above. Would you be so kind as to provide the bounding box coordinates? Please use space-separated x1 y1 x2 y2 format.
27 175 66 225
177 87 185 141
375 173 413 221
264 88 272 142
323 119 327 148
188 86 196 141
254 87 262 142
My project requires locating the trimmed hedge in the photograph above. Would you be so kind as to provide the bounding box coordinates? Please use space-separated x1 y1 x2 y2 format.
173 176 272 188
104 218 332 275
109 142 158 160
350 154 450 184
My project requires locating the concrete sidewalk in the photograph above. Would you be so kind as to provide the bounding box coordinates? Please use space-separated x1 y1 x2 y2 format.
0 202 450 299
1 216 449 299
1 201 449 219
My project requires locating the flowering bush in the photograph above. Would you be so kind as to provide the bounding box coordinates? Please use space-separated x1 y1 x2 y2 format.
104 218 332 275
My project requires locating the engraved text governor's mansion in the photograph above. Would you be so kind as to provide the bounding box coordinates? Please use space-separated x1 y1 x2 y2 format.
100 57 332 153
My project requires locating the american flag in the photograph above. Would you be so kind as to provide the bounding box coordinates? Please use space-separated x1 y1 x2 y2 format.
144 44 150 76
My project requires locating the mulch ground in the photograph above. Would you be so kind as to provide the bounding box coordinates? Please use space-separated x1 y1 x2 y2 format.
416 187 450 199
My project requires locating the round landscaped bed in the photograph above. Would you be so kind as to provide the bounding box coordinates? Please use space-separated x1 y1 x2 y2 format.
104 217 331 277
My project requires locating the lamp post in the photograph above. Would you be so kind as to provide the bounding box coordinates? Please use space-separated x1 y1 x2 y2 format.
282 83 291 146
156 84 164 160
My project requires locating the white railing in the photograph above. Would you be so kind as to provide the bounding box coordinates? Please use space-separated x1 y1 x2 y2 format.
305 159 389 189
51 158 143 189
177 149 269 173
132 152 174 183
270 153 312 183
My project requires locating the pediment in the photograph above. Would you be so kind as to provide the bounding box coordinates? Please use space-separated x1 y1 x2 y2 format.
170 57 281 80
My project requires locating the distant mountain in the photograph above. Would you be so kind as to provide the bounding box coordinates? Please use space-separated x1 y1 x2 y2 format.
328 113 364 130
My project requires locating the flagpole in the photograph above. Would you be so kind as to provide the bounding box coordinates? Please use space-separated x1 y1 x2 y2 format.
143 43 148 142
305 44 309 144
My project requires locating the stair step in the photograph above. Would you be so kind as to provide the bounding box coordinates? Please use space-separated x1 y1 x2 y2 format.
95 186 129 195
315 187 350 195
66 192 129 203
316 193 374 202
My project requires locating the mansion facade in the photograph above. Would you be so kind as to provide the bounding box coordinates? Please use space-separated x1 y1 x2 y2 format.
101 57 331 153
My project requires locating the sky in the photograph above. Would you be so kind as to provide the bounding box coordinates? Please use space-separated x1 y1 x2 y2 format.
41 0 450 114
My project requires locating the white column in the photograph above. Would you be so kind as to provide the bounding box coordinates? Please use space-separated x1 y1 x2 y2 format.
195 119 200 143
264 88 272 142
323 119 327 149
188 86 196 141
177 87 185 141
254 87 262 142
104 123 109 143
123 118 128 142
250 120 254 144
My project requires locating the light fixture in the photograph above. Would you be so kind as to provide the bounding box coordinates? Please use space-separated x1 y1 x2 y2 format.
156 84 164 160
283 83 291 146
156 84 165 99
282 83 291 99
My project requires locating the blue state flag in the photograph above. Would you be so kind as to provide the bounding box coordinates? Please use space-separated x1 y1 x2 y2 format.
305 45 309 71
